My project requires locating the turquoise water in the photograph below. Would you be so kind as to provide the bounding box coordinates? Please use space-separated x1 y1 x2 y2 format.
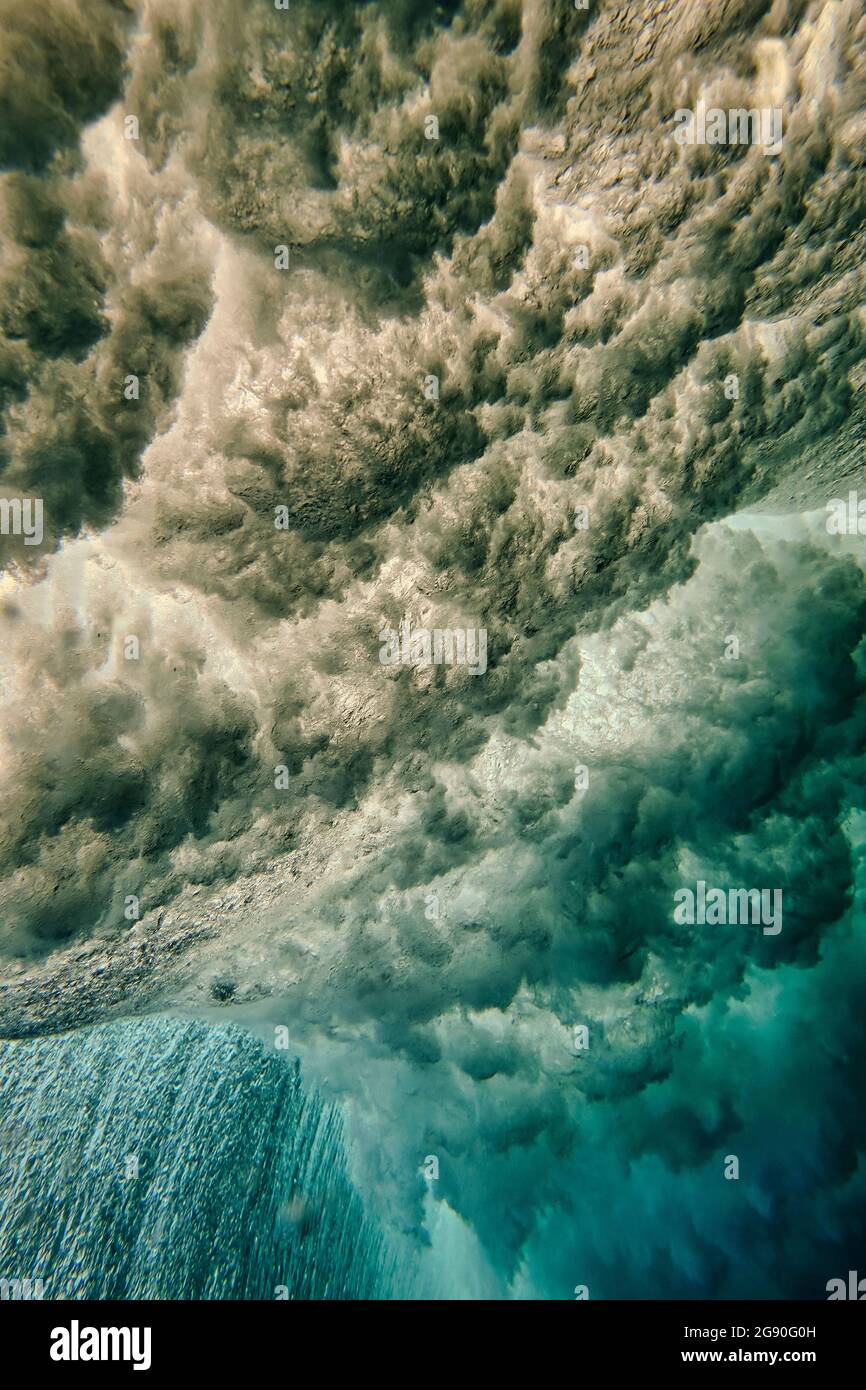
0 1017 401 1300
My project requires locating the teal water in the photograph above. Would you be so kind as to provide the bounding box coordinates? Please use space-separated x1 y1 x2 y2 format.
0 1017 401 1300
